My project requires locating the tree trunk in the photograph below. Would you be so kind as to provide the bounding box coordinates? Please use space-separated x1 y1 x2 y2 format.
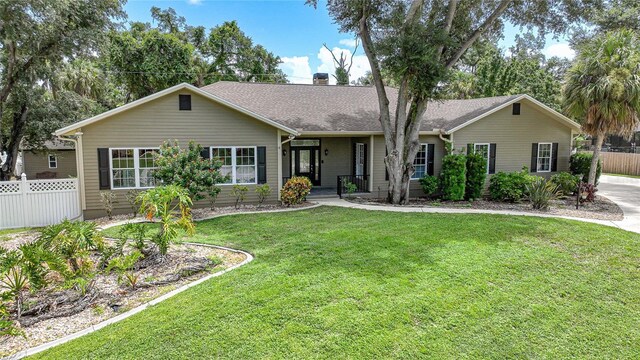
589 133 604 185
0 105 28 180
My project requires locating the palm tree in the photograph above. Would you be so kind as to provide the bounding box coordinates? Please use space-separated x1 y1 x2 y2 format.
563 29 640 185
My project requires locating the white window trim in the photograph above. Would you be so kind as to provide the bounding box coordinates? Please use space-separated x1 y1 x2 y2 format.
474 143 491 174
355 143 365 176
48 154 58 169
537 142 553 173
210 146 258 185
109 147 159 190
410 143 429 180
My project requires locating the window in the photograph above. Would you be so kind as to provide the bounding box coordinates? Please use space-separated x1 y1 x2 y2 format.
179 94 191 110
355 143 365 176
474 143 490 173
48 154 57 169
290 139 320 147
537 143 552 172
110 148 158 189
411 144 428 179
210 146 257 184
512 103 521 115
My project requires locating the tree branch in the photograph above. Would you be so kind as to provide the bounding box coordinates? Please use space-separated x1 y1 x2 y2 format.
436 0 458 60
445 0 512 69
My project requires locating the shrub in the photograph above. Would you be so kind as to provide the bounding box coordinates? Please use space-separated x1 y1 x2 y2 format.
39 220 104 275
526 178 560 210
281 176 312 206
465 152 487 200
343 181 358 198
99 191 117 219
578 182 597 203
440 154 466 201
124 190 140 218
550 172 581 196
570 153 602 184
231 184 249 209
154 140 228 201
208 185 222 210
419 175 439 197
255 184 272 207
137 185 195 256
489 167 537 202
106 251 143 289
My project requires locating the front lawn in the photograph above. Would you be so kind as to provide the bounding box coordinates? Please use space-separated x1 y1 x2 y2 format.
33 207 640 359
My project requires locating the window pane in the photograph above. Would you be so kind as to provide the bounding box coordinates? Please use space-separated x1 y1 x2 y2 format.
412 144 427 179
112 149 136 188
212 148 232 165
236 165 256 184
235 147 256 183
291 139 320 147
537 144 552 172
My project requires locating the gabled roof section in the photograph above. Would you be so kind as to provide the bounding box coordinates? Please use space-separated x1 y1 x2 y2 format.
54 83 299 136
447 94 582 133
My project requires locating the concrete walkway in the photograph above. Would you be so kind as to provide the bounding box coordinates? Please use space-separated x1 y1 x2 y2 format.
314 187 640 235
598 175 640 234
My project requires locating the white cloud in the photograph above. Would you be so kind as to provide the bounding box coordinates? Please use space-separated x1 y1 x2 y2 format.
543 43 576 59
338 38 357 48
317 46 370 85
279 56 313 84
187 0 202 5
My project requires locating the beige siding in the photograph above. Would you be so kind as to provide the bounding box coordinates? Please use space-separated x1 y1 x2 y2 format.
371 135 446 198
452 101 573 176
23 150 77 179
80 89 279 219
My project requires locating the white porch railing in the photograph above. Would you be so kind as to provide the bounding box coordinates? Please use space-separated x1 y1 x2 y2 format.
0 174 81 230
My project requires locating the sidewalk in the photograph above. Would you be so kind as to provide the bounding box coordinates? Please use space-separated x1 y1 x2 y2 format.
313 197 638 234
598 176 640 234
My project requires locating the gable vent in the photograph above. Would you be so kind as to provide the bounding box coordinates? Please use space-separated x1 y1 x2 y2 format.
179 94 192 111
512 102 521 115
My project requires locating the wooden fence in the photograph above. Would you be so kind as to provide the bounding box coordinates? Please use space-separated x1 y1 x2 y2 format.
0 174 81 229
600 152 640 176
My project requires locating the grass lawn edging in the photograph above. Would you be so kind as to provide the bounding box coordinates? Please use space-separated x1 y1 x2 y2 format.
9 204 322 359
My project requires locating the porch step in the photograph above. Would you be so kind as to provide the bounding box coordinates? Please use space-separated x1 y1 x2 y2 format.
307 193 340 199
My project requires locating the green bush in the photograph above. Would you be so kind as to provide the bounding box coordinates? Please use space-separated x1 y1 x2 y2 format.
570 153 601 183
280 176 312 206
419 175 439 197
231 184 249 209
489 168 537 202
465 152 487 200
440 154 466 201
526 178 560 210
550 172 581 196
255 184 272 207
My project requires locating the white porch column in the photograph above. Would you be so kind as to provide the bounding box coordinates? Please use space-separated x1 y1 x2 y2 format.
277 130 282 200
369 135 374 192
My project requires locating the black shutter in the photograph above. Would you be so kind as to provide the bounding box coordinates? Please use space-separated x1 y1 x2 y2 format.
551 142 559 172
467 143 473 154
257 146 267 184
352 142 356 175
179 94 191 110
531 143 538 173
200 148 210 159
489 143 497 174
427 144 435 176
98 148 110 190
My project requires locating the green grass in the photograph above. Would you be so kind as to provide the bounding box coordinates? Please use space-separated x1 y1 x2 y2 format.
604 173 640 179
0 227 34 242
32 207 640 359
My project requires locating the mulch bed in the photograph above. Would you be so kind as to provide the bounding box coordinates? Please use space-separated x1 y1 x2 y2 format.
1 234 246 358
347 195 624 221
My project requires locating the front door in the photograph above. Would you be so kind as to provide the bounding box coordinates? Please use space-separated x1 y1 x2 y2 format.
292 147 320 186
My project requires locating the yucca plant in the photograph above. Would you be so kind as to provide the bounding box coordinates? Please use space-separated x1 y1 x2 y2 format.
0 264 29 319
526 178 561 210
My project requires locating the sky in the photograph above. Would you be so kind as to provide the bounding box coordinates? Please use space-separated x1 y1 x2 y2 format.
123 0 577 84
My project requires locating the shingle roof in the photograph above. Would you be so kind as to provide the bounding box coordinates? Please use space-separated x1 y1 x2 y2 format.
201 81 521 133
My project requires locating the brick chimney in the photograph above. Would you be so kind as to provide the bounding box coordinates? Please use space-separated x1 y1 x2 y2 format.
313 73 329 85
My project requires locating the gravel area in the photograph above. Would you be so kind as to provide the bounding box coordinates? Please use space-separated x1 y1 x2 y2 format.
0 241 245 358
347 195 624 221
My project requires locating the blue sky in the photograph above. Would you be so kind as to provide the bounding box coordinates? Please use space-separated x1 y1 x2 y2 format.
124 0 575 84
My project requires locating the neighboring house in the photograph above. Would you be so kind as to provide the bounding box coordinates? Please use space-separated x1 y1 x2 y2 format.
21 141 77 179
54 79 581 219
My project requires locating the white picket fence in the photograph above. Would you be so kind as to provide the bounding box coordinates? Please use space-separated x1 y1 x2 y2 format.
0 174 81 229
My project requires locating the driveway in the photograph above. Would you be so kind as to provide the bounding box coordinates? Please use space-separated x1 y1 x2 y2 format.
599 175 640 234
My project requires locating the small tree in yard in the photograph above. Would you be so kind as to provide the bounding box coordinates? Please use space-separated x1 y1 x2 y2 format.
154 140 228 201
231 185 249 209
255 184 272 207
208 185 222 210
138 185 195 257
